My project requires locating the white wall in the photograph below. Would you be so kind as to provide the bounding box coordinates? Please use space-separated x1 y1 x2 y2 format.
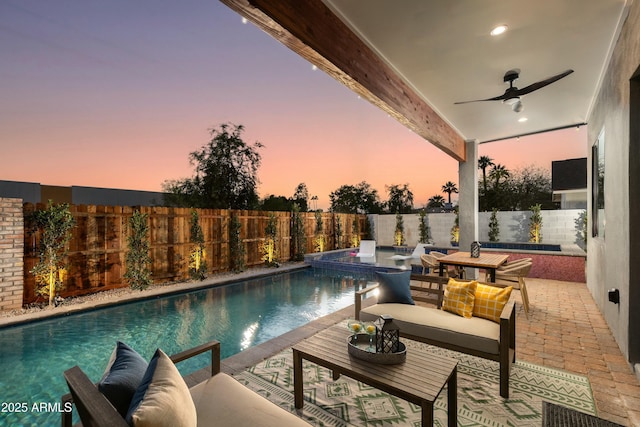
372 209 586 247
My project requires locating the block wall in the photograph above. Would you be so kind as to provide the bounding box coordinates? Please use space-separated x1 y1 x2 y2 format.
0 198 24 311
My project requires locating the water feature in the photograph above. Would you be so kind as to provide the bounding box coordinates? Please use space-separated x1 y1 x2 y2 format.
0 267 369 426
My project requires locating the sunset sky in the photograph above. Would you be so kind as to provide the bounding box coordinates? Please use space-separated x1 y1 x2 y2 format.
1 1 587 210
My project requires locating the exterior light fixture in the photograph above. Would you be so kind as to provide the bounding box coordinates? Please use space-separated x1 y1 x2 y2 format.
490 25 508 36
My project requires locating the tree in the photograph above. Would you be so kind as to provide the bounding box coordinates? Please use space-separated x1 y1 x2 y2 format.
478 155 495 194
427 195 446 210
260 195 293 211
480 164 553 211
29 201 75 306
163 123 263 209
329 181 383 214
506 166 553 210
292 183 309 211
441 181 459 205
489 164 510 190
386 183 414 213
125 211 152 290
478 155 495 211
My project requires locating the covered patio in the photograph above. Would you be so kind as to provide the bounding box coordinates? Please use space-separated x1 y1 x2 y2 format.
215 276 639 425
214 0 640 425
220 0 640 391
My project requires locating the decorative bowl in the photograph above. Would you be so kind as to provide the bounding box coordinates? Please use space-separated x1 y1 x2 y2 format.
347 334 407 365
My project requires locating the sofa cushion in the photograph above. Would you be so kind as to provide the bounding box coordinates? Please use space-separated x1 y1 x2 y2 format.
126 349 197 427
442 279 477 318
98 341 148 417
376 271 415 305
190 373 310 427
473 284 513 323
360 303 500 354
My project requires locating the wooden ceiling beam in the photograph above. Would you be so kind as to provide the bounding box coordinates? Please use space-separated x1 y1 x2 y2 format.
219 0 466 162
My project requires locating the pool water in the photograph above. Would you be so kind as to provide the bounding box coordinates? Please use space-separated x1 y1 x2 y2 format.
0 268 368 426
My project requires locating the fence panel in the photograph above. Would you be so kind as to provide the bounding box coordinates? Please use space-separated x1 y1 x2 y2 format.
21 203 364 304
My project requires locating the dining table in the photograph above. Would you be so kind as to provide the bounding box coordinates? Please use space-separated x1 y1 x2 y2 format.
436 251 509 282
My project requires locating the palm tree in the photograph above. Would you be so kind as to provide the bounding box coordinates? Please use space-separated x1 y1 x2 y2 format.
489 164 510 189
478 155 495 193
441 181 458 205
427 194 446 209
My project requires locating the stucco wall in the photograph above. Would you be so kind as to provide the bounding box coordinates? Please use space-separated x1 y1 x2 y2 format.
587 0 640 363
373 209 586 247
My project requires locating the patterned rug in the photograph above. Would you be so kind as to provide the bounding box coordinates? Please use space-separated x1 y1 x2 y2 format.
233 338 596 427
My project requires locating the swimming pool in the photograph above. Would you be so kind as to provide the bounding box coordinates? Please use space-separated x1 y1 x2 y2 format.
0 267 369 426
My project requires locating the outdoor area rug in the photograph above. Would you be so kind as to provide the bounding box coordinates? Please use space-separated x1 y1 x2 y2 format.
233 338 597 427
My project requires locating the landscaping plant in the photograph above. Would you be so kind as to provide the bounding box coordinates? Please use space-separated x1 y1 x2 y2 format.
189 209 207 280
291 203 306 261
229 213 245 272
529 204 543 243
314 211 326 252
488 208 500 242
394 212 405 246
418 209 431 243
335 216 343 249
124 211 152 290
450 208 460 244
351 216 361 248
29 201 75 306
262 213 279 267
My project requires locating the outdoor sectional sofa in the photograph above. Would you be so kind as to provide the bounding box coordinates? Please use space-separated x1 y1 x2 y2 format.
356 274 516 398
61 341 310 427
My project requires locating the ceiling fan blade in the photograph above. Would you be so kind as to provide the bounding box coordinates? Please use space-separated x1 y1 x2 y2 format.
454 93 509 104
515 69 574 96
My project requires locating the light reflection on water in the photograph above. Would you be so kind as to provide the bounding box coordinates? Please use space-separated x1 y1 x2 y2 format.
0 268 367 426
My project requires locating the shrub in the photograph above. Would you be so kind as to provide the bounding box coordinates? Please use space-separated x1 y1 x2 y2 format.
124 211 152 290
488 208 500 242
29 201 75 306
189 209 207 280
229 213 245 273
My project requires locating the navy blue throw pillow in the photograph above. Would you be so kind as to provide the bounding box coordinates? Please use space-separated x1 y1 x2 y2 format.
376 271 415 305
97 341 148 417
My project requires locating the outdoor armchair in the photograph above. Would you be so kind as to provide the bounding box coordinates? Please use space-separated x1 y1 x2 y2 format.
488 259 532 318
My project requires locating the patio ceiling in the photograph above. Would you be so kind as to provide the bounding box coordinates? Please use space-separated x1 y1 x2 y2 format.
220 0 629 161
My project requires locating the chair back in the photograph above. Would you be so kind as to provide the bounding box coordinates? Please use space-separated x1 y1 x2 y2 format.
356 240 376 257
420 254 438 268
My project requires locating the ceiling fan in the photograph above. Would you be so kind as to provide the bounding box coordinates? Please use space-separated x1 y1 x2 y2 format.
455 69 574 113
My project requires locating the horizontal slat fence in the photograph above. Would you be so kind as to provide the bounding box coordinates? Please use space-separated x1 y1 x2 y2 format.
22 203 366 304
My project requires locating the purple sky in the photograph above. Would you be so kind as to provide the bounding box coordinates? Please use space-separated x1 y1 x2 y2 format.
1 1 586 210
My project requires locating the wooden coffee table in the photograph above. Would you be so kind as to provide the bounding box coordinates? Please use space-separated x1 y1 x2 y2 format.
292 324 458 426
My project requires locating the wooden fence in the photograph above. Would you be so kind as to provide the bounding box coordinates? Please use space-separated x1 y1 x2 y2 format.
22 203 366 304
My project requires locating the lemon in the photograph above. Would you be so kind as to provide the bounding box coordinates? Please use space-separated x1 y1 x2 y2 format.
366 325 376 334
352 323 362 332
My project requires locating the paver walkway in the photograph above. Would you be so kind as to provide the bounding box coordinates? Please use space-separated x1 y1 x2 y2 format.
221 276 640 426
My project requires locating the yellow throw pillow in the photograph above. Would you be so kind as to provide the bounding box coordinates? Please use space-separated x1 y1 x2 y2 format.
442 279 477 318
473 284 513 323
